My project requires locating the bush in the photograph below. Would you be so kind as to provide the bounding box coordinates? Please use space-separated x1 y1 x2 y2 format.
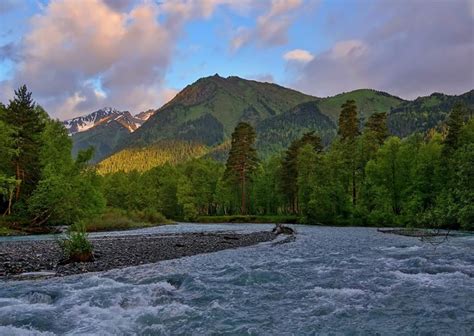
82 208 170 232
60 222 94 262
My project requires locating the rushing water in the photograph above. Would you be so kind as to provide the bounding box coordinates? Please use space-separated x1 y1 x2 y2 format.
0 224 473 335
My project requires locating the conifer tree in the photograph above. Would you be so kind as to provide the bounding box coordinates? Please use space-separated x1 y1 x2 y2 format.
6 85 46 201
365 112 388 145
443 103 465 154
224 122 258 214
338 100 360 207
338 100 360 141
281 132 322 213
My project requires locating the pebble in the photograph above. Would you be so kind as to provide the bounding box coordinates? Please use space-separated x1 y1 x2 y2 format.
0 231 276 280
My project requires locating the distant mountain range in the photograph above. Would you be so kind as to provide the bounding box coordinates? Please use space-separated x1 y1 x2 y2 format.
63 107 154 160
63 75 473 169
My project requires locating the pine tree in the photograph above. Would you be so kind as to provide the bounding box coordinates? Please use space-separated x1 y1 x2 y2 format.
338 100 360 207
443 103 465 154
365 112 388 145
224 122 258 214
6 85 46 201
338 100 360 141
280 132 322 213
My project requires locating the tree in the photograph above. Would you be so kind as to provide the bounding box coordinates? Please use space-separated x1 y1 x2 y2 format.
5 85 46 202
365 112 388 145
0 118 18 215
338 100 360 207
443 103 465 155
224 122 258 214
338 100 360 141
28 121 105 225
280 132 322 213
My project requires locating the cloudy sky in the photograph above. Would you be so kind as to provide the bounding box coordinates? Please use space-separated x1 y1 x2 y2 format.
0 0 473 119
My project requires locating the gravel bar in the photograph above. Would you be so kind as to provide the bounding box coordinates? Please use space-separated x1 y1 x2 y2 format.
0 231 276 280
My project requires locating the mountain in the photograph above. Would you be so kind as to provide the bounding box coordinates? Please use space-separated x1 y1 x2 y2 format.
123 74 317 149
65 75 472 173
316 89 405 122
387 90 474 137
134 109 156 121
63 107 122 134
64 108 154 162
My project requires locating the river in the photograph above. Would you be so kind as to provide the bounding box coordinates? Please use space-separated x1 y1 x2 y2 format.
0 224 473 335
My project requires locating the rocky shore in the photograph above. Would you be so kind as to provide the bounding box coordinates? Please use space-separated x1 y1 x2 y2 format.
0 231 276 280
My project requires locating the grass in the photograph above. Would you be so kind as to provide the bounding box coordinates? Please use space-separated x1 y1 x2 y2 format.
82 208 173 232
0 226 22 236
60 222 94 262
196 215 299 224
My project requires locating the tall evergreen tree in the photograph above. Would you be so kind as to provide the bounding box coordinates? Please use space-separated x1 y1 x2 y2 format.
365 112 389 145
338 100 360 141
443 103 465 154
338 100 360 207
280 131 322 213
6 85 46 202
224 122 258 214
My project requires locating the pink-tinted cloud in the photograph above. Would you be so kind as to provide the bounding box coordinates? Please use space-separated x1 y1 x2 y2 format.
291 0 474 99
2 0 251 119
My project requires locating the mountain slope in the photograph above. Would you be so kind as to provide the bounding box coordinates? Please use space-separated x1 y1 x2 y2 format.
123 74 317 149
388 90 474 137
256 101 337 156
67 75 472 173
65 108 150 162
316 89 405 122
63 107 122 134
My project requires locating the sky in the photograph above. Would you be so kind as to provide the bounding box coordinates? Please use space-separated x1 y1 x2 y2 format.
0 0 473 120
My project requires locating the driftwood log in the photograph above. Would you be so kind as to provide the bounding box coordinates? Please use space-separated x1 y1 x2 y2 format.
272 223 296 235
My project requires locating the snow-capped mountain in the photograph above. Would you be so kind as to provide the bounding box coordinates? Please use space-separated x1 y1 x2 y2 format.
63 107 147 135
63 107 121 134
96 111 144 133
134 109 156 122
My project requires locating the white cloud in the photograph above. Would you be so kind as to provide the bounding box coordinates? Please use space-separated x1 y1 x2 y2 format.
283 49 314 63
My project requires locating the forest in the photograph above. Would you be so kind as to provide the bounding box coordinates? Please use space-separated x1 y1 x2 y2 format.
0 86 473 234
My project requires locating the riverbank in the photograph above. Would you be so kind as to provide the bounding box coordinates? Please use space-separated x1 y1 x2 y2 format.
0 230 276 280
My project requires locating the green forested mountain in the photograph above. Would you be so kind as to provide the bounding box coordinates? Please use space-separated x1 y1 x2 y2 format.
255 101 336 156
316 89 405 121
71 121 130 163
97 140 208 174
124 74 317 149
387 90 474 137
75 75 472 173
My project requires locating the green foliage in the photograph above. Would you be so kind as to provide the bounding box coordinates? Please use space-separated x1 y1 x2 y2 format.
0 87 104 229
280 132 323 213
61 222 94 262
196 215 298 223
338 100 360 141
27 120 105 225
316 89 404 122
225 122 259 214
83 208 169 232
3 85 46 202
388 90 473 137
97 140 208 174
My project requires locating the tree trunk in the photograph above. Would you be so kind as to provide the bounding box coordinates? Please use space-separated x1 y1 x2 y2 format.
241 174 246 215
15 162 21 200
352 168 357 206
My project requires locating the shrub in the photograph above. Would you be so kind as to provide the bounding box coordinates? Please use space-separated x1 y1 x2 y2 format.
82 208 170 232
60 222 94 262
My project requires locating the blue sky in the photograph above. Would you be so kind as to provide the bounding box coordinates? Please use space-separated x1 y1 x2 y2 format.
0 0 473 119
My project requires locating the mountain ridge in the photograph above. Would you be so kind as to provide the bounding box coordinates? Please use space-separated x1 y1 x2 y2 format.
62 75 473 168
